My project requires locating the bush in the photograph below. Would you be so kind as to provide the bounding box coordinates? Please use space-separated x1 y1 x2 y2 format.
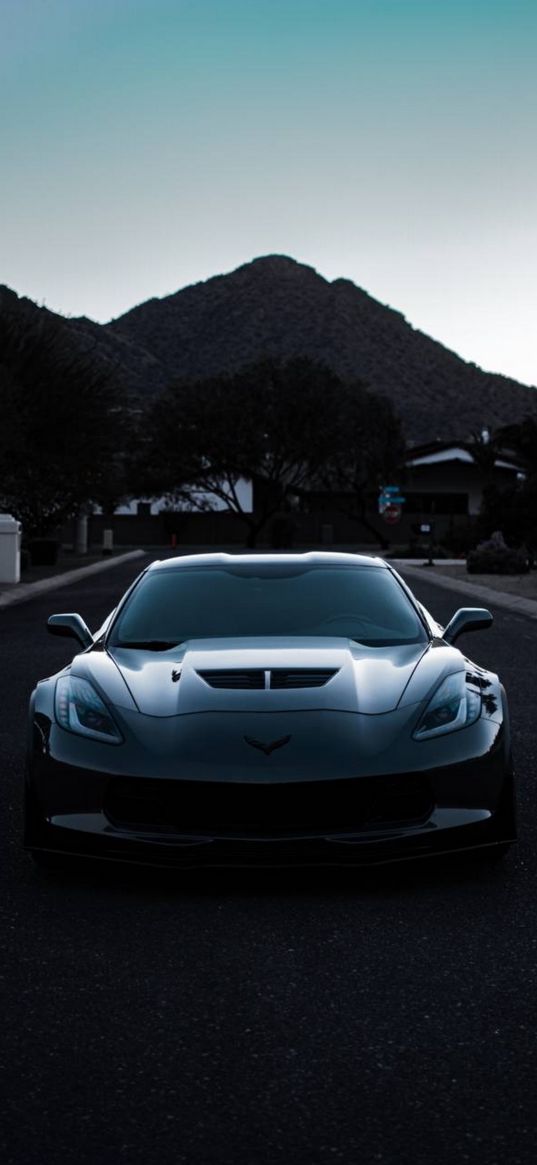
28 538 60 566
467 547 530 574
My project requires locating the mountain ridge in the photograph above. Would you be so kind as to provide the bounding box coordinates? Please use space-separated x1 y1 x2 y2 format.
2 256 535 445
106 255 537 443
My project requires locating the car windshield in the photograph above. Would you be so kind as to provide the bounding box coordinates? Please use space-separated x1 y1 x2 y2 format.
109 563 427 648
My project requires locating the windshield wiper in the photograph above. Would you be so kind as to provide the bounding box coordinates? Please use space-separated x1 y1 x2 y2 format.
113 640 182 651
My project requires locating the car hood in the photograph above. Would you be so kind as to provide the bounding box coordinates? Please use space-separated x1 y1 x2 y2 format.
73 636 465 718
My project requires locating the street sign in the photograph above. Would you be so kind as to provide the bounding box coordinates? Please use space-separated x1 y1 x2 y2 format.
383 503 402 525
378 485 406 513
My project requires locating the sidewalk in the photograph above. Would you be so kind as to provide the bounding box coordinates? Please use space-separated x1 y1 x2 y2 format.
0 549 146 609
391 559 537 620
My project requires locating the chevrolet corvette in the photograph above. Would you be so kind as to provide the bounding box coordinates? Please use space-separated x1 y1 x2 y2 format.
24 552 516 869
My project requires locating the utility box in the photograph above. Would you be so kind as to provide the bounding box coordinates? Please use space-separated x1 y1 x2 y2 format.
0 513 22 583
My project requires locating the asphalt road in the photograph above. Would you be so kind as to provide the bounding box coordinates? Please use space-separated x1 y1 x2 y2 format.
1 556 536 1165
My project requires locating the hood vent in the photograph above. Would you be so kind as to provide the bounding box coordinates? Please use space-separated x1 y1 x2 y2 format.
270 668 338 688
197 667 339 690
197 669 265 689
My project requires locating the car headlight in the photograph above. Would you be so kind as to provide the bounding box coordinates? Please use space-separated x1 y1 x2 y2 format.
413 672 481 740
55 675 123 744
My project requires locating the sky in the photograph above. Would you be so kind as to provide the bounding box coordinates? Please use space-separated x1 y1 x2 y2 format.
1 0 536 385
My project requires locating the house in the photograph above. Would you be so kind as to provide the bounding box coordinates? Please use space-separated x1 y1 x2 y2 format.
72 440 526 550
403 438 525 518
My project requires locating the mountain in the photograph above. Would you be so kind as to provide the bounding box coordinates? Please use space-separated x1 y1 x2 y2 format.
2 257 536 445
107 256 537 444
0 284 168 405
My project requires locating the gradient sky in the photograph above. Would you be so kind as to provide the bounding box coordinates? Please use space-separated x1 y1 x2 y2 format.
1 0 536 384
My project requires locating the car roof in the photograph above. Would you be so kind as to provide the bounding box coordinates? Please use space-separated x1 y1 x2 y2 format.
146 551 387 572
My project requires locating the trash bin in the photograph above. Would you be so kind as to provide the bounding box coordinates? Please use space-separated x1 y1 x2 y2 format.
0 513 22 583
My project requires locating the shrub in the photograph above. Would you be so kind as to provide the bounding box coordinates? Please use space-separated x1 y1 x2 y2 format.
28 538 60 566
467 547 530 574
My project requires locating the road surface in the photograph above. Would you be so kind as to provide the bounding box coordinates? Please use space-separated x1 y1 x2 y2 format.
1 557 536 1165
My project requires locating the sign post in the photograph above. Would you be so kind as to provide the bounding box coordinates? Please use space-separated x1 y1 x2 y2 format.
378 485 406 511
420 521 435 566
378 486 406 529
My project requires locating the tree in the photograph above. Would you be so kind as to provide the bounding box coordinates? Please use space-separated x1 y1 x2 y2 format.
475 418 537 552
318 386 405 547
135 357 405 546
0 294 127 538
468 428 502 489
496 418 537 471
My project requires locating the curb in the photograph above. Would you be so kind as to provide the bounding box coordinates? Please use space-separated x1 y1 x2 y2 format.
383 558 465 567
394 563 537 620
0 550 146 610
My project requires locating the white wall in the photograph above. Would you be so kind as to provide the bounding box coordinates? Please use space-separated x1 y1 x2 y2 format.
95 477 253 516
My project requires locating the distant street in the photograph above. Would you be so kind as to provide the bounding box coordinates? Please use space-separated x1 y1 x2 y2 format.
1 557 537 1165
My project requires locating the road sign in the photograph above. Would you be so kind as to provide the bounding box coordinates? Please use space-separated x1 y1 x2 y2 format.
378 486 406 513
383 503 402 525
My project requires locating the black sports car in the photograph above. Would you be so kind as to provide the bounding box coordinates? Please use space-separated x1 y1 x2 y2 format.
25 552 516 869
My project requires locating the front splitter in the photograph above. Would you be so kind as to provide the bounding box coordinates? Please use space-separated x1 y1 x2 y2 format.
27 805 514 869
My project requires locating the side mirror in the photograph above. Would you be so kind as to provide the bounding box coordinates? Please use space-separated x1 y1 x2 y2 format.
47 613 93 649
443 608 493 645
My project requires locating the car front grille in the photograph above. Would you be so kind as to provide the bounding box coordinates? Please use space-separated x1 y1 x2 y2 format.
196 668 339 690
104 775 433 838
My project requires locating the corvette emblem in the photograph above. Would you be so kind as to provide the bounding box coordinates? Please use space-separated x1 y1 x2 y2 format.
244 734 292 756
